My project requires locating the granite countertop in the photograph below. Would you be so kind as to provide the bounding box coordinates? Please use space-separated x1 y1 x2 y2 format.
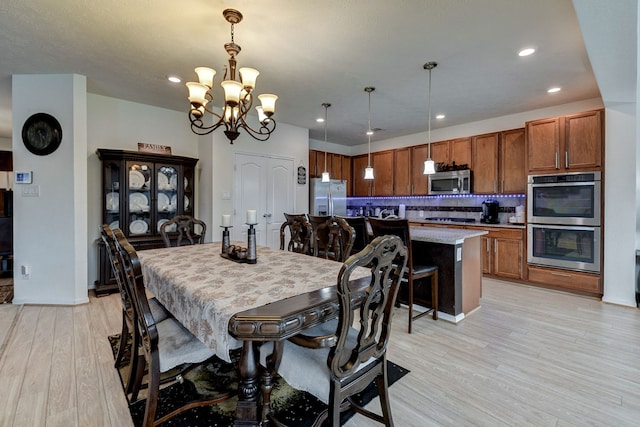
409 219 526 229
410 226 488 245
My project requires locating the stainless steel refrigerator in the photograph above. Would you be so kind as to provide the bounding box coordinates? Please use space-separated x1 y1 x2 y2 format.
309 178 347 216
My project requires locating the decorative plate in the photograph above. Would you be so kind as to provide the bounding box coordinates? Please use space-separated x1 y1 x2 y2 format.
184 195 189 209
157 172 170 190
129 170 145 189
129 220 149 235
157 219 176 232
157 193 171 211
106 192 119 211
169 174 177 190
109 221 120 230
129 192 149 211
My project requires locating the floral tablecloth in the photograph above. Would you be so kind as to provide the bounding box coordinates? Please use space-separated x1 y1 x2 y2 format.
138 242 369 362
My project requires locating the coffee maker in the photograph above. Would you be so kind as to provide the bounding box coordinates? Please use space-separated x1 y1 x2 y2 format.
481 199 500 224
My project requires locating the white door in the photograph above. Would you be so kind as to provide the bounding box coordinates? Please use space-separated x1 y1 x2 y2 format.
233 153 294 248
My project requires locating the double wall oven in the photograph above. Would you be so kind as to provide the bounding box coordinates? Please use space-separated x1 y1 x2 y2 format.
527 172 601 273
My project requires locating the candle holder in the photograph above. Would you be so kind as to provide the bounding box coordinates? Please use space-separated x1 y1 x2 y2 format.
246 223 257 264
220 226 232 255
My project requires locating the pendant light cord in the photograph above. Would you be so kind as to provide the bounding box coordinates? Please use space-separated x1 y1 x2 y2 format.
367 90 372 166
324 105 328 173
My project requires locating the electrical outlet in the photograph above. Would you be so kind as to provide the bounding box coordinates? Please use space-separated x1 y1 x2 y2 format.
21 264 30 278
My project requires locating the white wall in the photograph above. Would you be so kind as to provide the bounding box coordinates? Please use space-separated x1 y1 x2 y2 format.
603 106 637 306
199 119 309 243
0 137 11 151
12 74 88 305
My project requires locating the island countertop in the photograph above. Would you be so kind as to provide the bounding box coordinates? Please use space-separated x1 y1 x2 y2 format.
410 226 488 245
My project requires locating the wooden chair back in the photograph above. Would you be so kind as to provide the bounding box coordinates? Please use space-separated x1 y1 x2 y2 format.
160 215 206 248
367 218 414 267
280 213 312 254
312 216 355 262
308 214 330 256
341 216 370 252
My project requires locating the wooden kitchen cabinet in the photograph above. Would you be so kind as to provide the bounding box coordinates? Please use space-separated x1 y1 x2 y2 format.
472 132 500 194
352 154 371 196
372 150 394 195
526 109 603 173
527 264 601 294
341 155 352 196
331 153 342 179
468 226 524 280
410 144 429 195
449 137 472 168
394 148 411 195
500 128 526 193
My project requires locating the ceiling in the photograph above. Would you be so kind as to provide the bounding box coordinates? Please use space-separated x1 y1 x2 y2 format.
0 0 630 146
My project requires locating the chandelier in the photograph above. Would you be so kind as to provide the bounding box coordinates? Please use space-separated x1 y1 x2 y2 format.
185 9 278 143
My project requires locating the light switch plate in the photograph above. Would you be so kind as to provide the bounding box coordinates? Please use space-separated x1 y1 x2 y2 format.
22 185 40 197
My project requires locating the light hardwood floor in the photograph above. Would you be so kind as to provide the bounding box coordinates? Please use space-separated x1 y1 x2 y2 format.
0 278 639 427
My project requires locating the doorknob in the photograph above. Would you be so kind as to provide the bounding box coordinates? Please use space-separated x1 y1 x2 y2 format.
263 213 272 218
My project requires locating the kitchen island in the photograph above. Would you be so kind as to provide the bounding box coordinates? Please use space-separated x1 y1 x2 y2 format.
409 226 488 323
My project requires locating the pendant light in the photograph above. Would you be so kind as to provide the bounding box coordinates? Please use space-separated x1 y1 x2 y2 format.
321 103 331 182
423 61 438 175
364 87 375 180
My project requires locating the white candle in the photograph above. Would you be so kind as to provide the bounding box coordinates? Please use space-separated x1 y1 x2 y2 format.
222 214 231 227
246 209 257 224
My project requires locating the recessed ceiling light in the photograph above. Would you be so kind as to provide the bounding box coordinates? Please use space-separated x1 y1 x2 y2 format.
518 48 536 57
167 76 181 83
547 87 561 93
435 114 445 120
316 118 325 123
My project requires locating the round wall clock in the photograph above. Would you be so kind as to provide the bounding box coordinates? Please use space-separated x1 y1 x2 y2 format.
21 112 63 155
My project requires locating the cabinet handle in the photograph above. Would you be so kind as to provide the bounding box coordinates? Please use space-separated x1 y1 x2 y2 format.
411 185 414 194
494 181 497 193
494 240 497 253
555 152 559 169
565 151 569 168
486 239 491 252
551 272 571 277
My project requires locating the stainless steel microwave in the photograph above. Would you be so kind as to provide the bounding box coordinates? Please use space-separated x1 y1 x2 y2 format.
428 170 472 195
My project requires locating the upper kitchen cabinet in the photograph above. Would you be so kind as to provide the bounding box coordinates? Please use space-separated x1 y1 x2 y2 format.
372 150 394 196
410 144 429 195
526 109 603 174
394 148 411 195
341 155 352 196
500 128 526 194
352 154 371 196
449 137 472 169
472 132 500 194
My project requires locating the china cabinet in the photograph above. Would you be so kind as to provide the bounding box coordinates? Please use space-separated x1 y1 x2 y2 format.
95 149 198 295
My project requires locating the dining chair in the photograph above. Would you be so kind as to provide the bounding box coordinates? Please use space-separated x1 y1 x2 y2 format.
99 225 170 396
341 216 370 253
160 215 206 248
114 230 232 427
280 213 312 254
312 216 355 262
261 235 408 426
368 218 439 333
308 214 331 256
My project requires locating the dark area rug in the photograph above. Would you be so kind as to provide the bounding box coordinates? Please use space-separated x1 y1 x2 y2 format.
109 333 409 426
0 282 13 304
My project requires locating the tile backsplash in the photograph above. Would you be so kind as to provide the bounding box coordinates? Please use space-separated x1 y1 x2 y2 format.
347 194 525 224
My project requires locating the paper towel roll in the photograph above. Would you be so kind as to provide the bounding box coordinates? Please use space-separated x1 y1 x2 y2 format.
398 204 406 219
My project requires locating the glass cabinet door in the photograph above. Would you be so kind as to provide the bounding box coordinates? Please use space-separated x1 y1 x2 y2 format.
156 165 179 233
126 161 153 236
103 160 121 230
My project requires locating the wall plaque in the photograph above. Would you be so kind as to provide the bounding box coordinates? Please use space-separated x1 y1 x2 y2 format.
297 166 306 185
138 143 172 155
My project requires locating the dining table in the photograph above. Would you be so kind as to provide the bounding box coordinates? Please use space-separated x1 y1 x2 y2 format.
137 241 370 426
